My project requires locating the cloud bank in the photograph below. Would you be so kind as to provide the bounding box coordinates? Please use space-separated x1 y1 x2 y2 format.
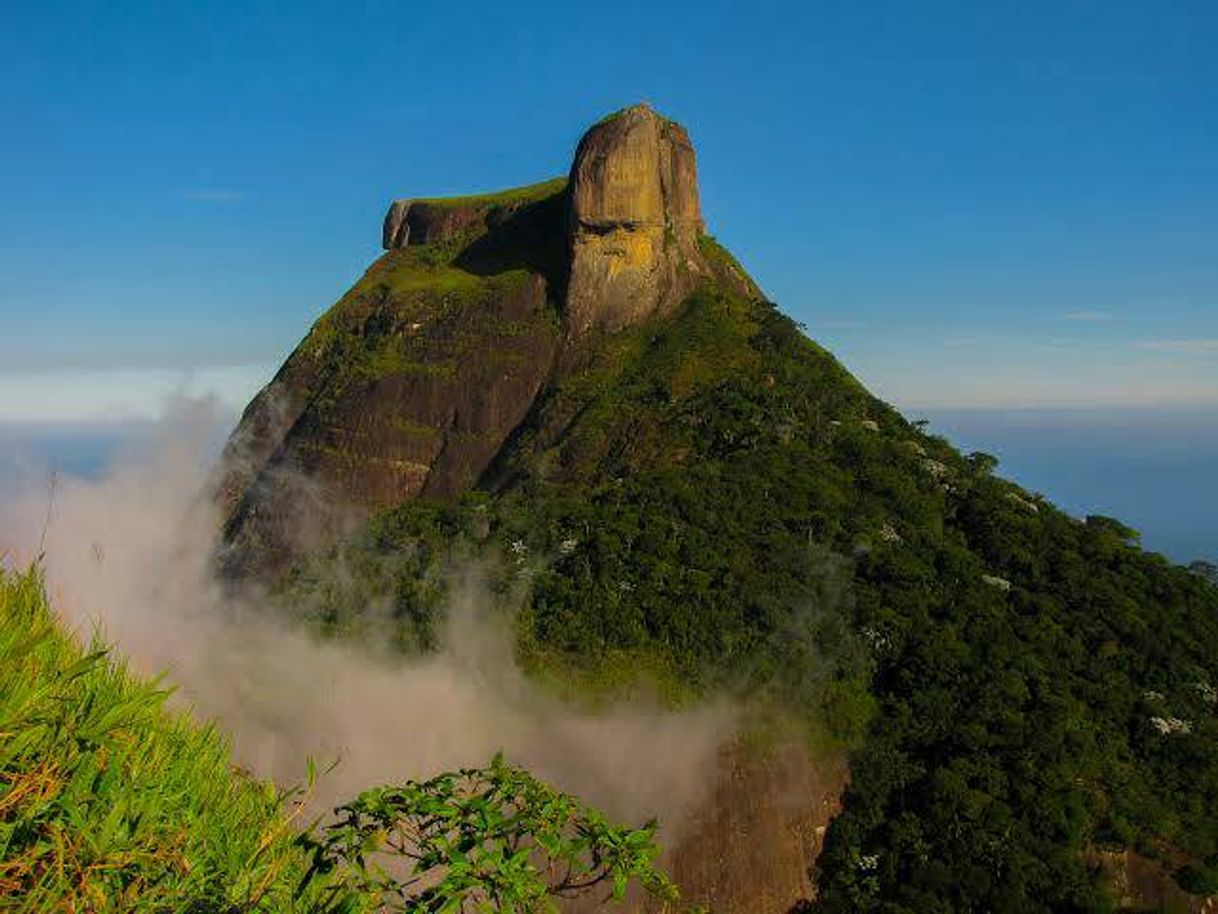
0 397 735 830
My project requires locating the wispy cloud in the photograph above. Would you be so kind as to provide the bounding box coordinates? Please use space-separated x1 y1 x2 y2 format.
1061 310 1117 322
1137 339 1218 354
179 189 246 203
0 365 272 423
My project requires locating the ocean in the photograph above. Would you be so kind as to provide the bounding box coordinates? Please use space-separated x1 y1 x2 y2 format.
918 406 1217 565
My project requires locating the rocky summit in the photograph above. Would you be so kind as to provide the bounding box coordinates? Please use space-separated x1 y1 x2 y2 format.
215 104 753 572
565 104 710 334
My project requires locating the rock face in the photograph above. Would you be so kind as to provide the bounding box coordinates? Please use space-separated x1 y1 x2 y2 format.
565 104 709 335
383 105 715 336
647 740 846 913
562 739 847 914
383 199 483 249
1090 850 1218 913
216 182 569 574
217 104 747 572
382 178 567 250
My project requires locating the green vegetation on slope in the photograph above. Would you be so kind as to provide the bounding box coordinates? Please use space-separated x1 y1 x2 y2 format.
407 176 567 210
303 754 679 912
816 469 1218 911
0 564 333 913
278 275 1218 912
250 178 569 455
299 228 556 386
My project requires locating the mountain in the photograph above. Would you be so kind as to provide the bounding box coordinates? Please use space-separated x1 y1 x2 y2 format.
215 104 754 574
215 105 1218 913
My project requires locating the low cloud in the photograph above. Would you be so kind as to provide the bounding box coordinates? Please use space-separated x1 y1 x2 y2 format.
0 398 736 832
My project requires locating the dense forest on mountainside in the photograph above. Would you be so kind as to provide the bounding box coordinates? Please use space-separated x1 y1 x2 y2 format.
212 105 1218 912
275 275 1218 913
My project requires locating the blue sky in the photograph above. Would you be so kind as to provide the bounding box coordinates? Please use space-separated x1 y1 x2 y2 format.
2 0 1215 420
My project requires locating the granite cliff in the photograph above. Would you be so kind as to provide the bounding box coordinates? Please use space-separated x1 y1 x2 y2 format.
565 104 711 334
216 104 752 572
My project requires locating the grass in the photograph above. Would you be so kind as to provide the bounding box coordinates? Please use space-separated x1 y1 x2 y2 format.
697 234 762 298
0 563 360 913
407 176 567 211
355 348 458 381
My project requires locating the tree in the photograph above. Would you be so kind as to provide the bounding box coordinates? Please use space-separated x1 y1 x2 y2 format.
298 754 681 913
1085 514 1141 546
1188 559 1218 586
966 451 999 476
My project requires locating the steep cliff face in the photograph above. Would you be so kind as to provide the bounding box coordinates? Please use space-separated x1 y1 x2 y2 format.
216 180 569 572
216 104 747 571
562 739 848 914
382 178 567 250
565 104 710 335
647 740 848 913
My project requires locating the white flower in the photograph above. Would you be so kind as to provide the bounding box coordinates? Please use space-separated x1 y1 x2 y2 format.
921 458 950 478
862 626 891 652
981 574 1012 592
1150 716 1192 735
1006 492 1040 513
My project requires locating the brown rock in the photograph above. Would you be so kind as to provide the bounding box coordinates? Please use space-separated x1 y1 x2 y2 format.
218 105 753 574
217 184 569 575
565 104 709 335
384 178 569 250
564 737 848 914
649 739 847 913
1089 849 1217 913
383 199 487 249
